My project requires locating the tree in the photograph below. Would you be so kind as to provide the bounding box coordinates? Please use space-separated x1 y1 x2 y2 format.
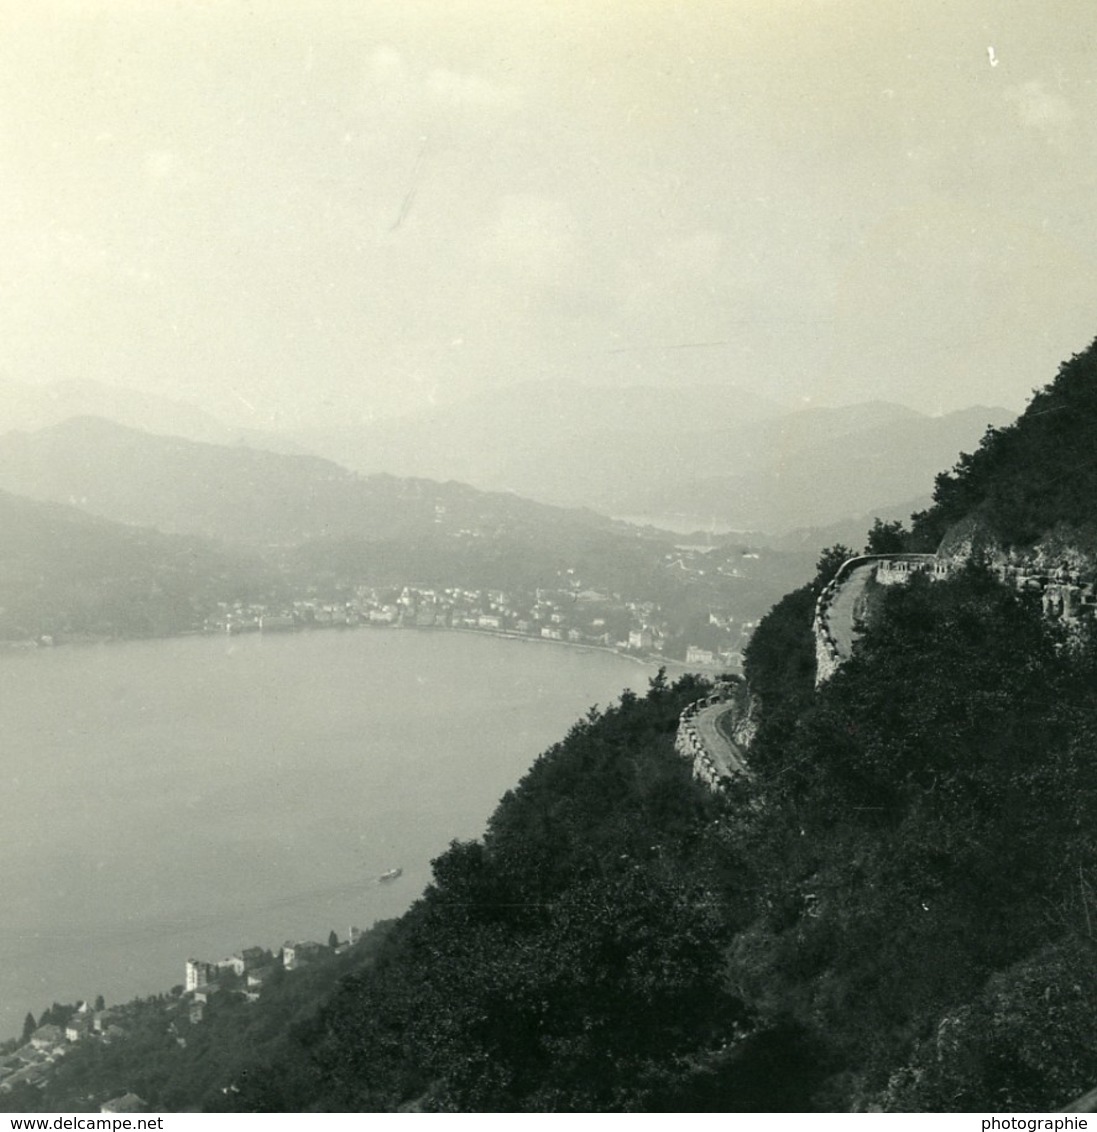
38 1003 75 1029
21 1012 36 1044
742 585 816 725
94 994 105 1012
328 930 339 950
813 544 855 590
865 518 907 555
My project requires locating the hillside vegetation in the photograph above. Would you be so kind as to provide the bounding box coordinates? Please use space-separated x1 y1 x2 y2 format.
913 338 1097 549
0 490 274 641
256 336 1097 1112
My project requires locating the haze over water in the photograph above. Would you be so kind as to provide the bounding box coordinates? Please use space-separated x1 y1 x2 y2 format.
0 630 651 1040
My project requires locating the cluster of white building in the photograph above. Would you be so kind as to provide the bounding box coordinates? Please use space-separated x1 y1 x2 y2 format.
183 929 366 1022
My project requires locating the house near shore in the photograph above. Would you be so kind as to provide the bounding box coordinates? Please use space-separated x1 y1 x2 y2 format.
224 946 268 976
283 940 327 970
29 1025 64 1050
628 627 654 651
185 959 215 992
0 1063 49 1092
247 965 275 988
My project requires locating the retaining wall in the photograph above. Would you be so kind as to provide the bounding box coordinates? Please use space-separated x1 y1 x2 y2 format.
674 681 751 792
813 554 940 687
815 549 1097 687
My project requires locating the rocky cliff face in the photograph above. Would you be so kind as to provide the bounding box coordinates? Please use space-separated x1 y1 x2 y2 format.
938 516 1097 626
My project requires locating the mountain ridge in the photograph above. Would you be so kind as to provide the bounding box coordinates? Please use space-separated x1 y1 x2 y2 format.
0 486 273 641
0 377 305 455
295 390 1012 532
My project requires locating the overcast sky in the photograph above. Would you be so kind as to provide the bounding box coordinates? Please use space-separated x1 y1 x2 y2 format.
2 0 1096 429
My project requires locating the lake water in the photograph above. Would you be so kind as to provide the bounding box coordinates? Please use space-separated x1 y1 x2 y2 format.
611 514 752 538
0 629 651 1040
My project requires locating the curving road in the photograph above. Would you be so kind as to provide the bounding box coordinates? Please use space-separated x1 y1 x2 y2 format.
691 701 751 779
826 561 876 661
816 554 941 684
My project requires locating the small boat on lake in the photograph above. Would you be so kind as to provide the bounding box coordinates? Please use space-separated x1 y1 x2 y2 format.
378 867 403 884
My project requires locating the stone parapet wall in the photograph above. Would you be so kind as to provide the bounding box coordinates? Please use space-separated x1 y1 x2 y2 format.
815 624 841 685
812 545 1097 688
812 572 843 686
876 556 951 586
995 557 1097 623
813 554 939 687
675 681 744 792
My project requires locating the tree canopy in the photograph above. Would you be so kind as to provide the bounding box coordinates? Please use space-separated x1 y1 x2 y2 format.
913 335 1097 548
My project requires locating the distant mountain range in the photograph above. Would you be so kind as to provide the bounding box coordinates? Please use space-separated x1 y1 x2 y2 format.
0 377 304 455
0 416 626 550
0 377 1014 539
291 384 1014 533
618 404 1014 533
0 378 1017 649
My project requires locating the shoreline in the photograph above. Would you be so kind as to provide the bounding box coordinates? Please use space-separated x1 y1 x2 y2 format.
0 619 735 673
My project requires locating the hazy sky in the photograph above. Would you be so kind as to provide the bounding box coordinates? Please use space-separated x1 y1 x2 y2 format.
3 0 1097 428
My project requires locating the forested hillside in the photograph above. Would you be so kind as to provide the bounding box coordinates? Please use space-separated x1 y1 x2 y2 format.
217 671 761 1112
0 490 274 641
912 337 1097 549
740 563 1097 1110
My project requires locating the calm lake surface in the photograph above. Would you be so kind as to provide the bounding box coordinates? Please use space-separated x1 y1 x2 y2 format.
0 629 651 1040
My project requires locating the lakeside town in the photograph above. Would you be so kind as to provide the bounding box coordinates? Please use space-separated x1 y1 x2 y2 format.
0 476 792 665
202 575 754 672
0 929 371 1111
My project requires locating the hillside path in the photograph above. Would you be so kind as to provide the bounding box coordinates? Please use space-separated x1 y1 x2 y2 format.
827 561 875 661
691 701 750 779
